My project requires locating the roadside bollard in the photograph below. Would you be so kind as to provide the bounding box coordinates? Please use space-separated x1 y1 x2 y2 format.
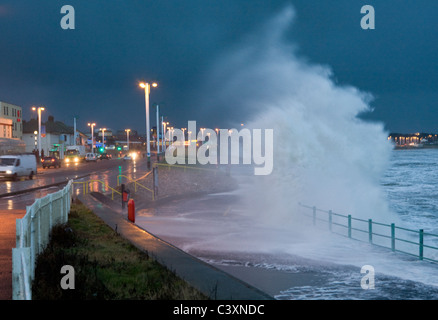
128 199 135 223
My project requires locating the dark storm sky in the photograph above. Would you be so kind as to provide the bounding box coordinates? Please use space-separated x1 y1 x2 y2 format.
0 0 437 134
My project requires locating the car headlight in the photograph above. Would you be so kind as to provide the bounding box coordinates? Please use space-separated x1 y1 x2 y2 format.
74 157 79 163
6 170 12 174
65 158 70 163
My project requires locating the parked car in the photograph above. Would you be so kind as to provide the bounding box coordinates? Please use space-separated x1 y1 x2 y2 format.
41 156 61 169
85 153 98 162
0 154 37 180
123 152 138 161
99 153 111 160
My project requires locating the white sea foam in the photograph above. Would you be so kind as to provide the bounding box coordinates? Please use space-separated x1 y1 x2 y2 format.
136 6 438 299
199 5 396 227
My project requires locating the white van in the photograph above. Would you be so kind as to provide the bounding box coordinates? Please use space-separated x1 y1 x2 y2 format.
0 154 37 180
85 153 98 162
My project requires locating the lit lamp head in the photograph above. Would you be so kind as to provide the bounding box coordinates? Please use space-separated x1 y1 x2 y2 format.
139 82 158 89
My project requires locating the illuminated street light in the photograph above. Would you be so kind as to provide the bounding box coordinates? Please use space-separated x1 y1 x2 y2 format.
161 117 165 151
125 129 131 151
100 128 107 150
139 81 158 168
33 130 38 150
162 121 169 151
88 122 96 153
154 104 160 154
31 106 45 161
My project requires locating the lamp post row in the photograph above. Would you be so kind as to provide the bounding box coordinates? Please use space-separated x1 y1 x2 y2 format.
31 81 164 162
31 106 45 161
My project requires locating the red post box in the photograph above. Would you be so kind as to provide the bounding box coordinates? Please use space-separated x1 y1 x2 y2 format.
128 199 135 223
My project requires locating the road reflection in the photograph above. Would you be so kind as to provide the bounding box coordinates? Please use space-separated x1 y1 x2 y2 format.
5 181 11 193
0 157 154 210
0 186 64 210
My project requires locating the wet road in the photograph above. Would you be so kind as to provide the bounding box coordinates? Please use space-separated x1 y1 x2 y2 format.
0 156 154 300
0 157 153 210
0 159 151 195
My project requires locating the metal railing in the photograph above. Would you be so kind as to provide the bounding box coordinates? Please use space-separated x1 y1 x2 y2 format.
299 203 438 264
116 174 154 200
73 179 122 200
153 162 219 173
12 180 73 300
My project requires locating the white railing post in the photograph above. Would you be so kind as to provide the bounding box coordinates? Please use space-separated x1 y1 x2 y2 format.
30 203 38 279
12 180 75 299
49 193 53 233
12 247 31 300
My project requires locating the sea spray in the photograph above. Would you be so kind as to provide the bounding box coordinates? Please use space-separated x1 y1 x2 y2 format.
199 5 397 226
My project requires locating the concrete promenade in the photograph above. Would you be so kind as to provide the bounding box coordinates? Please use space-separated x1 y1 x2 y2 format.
0 157 273 300
0 193 272 300
78 192 273 300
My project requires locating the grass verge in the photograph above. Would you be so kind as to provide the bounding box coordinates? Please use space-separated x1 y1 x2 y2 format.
32 199 208 300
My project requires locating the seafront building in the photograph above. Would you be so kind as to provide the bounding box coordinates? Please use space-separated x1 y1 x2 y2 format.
0 101 23 140
0 101 25 154
22 116 88 158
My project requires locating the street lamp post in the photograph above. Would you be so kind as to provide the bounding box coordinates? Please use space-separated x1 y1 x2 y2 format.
100 128 106 151
88 122 96 153
125 129 131 151
155 104 160 154
34 130 38 151
31 106 45 161
182 128 186 143
169 127 174 145
139 82 158 168
165 122 169 149
161 117 165 152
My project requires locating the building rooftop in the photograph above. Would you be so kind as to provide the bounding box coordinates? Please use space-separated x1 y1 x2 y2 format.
23 117 75 135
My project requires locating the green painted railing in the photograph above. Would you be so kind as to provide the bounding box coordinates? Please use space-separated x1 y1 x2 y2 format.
299 203 438 264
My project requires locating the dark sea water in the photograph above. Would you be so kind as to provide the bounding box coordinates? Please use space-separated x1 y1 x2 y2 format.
136 149 438 300
273 148 438 299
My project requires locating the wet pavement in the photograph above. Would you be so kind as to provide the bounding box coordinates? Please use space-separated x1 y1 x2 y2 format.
0 209 25 300
79 192 273 300
0 157 151 300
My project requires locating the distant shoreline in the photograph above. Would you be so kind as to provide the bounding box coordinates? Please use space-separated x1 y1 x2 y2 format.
394 144 438 150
